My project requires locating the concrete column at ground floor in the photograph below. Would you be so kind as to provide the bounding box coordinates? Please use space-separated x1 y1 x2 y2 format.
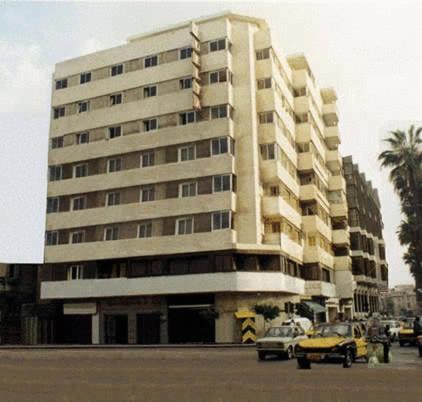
92 313 99 345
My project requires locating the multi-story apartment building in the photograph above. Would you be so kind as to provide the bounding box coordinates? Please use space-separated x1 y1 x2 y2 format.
343 156 388 318
40 12 352 344
0 263 38 344
380 285 416 317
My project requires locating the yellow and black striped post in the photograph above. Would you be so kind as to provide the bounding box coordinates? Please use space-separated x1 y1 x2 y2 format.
235 310 256 344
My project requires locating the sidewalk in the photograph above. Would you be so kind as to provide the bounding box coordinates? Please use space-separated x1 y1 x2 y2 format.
0 343 254 350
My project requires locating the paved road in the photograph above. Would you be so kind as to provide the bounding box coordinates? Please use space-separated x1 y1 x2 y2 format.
0 344 420 402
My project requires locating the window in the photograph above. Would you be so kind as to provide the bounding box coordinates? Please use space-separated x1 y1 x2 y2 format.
111 64 123 76
80 72 91 84
53 107 65 119
106 192 120 206
144 85 157 98
110 93 122 106
211 105 228 119
143 118 158 132
71 196 86 211
212 211 230 230
308 236 316 247
259 112 274 124
70 231 84 244
179 111 196 125
180 182 197 198
180 47 193 59
176 217 193 235
209 70 227 84
47 197 60 213
73 164 88 178
179 78 192 90
108 126 121 139
141 152 155 167
257 78 272 90
270 185 279 196
144 55 158 68
51 137 63 149
55 79 67 90
49 166 62 181
46 231 58 246
209 39 226 52
272 222 281 233
211 137 228 155
213 175 231 192
138 221 152 238
76 132 89 145
141 186 155 202
104 227 119 241
260 144 276 160
256 48 270 60
78 101 89 113
107 158 122 173
67 265 83 280
179 145 195 161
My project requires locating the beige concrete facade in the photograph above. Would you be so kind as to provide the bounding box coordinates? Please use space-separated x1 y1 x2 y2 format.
41 12 358 343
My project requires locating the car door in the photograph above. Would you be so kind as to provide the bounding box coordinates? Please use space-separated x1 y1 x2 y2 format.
294 326 307 344
353 325 367 357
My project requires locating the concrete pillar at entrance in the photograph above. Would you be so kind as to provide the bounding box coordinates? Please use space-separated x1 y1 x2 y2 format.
216 312 237 343
92 314 99 345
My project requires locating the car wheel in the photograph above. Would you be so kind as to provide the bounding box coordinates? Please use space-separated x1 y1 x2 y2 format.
258 352 266 361
286 347 294 360
297 358 311 369
343 350 353 368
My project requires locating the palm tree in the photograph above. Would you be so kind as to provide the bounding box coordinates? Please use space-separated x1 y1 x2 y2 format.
379 125 422 312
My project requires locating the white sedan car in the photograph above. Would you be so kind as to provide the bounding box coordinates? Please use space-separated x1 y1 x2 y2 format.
256 325 308 360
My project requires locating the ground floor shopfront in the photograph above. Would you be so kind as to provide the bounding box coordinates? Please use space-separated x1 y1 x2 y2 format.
35 292 310 345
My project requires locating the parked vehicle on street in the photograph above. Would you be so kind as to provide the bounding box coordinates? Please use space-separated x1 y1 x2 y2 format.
282 317 313 333
399 320 415 346
295 323 367 369
256 325 307 361
381 320 401 342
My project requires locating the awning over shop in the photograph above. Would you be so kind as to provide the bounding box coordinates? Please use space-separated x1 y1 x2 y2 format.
302 301 326 314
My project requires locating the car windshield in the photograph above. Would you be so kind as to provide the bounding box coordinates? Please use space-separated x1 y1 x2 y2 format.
319 324 351 337
265 327 292 337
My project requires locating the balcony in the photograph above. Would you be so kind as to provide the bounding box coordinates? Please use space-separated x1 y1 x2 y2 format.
332 229 349 246
324 125 340 149
47 192 236 231
263 233 303 262
48 154 235 197
258 124 297 163
45 229 237 264
302 215 332 241
354 274 377 285
260 160 300 197
49 118 234 165
330 202 348 218
303 246 334 268
328 174 346 191
300 184 319 201
297 152 329 183
40 271 306 300
326 149 342 172
262 196 302 228
322 103 339 127
305 281 337 298
294 96 310 114
334 256 351 271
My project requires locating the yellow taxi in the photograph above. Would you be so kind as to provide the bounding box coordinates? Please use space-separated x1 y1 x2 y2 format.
399 324 415 346
295 323 367 369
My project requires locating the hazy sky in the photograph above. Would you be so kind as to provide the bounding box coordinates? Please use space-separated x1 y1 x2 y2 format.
0 0 419 286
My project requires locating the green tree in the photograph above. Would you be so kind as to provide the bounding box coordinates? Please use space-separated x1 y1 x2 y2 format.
379 125 422 311
254 303 280 330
